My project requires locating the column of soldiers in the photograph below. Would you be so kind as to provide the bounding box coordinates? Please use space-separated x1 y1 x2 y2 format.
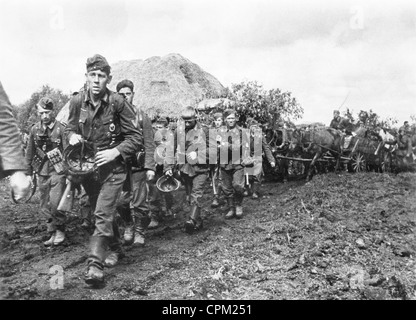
14 53 277 287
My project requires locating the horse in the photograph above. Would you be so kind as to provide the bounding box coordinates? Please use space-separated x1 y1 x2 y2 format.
289 127 343 181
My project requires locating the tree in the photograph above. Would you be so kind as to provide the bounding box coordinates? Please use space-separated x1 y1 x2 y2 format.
15 85 70 132
224 81 303 127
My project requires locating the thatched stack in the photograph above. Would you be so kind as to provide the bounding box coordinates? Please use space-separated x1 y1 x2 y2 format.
109 53 226 118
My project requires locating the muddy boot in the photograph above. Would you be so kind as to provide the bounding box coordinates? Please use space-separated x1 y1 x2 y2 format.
235 205 244 219
211 195 220 208
185 205 202 234
123 223 134 245
133 215 150 247
44 232 56 247
148 217 160 230
104 240 125 268
53 229 66 246
85 236 107 286
224 198 236 219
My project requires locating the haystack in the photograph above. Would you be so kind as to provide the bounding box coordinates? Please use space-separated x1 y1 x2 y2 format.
109 53 226 118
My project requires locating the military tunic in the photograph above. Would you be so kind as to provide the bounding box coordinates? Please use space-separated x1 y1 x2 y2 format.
218 125 250 205
26 120 67 232
65 89 142 238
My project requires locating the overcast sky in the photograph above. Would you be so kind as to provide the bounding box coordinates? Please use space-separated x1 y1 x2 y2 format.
1 0 415 125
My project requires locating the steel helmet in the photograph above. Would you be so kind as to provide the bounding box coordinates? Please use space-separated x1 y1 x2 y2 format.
64 141 96 176
156 175 181 193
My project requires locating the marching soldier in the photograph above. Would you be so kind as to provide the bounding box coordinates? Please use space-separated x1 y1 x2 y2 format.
164 106 214 233
219 109 251 219
26 97 67 246
210 112 226 208
65 54 142 286
114 79 156 251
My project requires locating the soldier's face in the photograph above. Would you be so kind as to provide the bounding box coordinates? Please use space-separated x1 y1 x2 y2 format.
86 70 111 97
225 114 236 128
214 118 223 128
38 108 53 125
118 87 134 104
184 118 196 129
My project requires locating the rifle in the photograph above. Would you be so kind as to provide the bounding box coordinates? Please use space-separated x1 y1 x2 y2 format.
57 179 75 212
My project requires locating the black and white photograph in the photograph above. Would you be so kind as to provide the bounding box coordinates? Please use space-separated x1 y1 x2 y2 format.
1 0 416 304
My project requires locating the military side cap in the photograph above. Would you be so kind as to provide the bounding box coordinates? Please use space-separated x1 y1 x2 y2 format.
86 54 111 74
224 108 236 119
37 97 54 111
116 79 134 93
213 112 223 119
156 116 168 124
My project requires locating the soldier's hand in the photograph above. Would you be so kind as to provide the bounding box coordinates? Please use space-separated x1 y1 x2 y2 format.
10 171 31 201
95 148 121 167
165 169 173 177
270 162 276 168
69 134 83 146
146 170 155 181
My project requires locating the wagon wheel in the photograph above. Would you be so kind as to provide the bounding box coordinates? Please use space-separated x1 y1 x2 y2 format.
381 152 392 173
351 153 366 172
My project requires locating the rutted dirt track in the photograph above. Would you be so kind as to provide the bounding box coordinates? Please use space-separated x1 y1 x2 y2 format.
1 171 416 300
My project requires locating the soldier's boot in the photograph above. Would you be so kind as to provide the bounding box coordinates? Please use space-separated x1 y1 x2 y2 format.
104 240 125 268
80 204 93 231
148 215 159 229
251 183 260 199
235 205 244 219
133 215 150 247
85 236 107 286
185 205 202 234
211 195 220 208
53 229 66 246
123 223 134 245
43 232 56 247
224 198 236 219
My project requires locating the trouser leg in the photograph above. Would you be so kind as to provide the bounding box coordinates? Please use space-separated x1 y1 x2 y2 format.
49 174 67 231
130 170 151 245
38 175 53 232
233 169 245 206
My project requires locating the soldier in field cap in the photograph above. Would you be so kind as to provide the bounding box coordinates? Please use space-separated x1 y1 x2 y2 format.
26 96 67 246
65 54 142 287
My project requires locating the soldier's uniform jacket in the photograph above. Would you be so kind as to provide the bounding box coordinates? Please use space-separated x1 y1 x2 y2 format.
218 125 250 171
164 122 214 176
0 82 27 178
64 89 142 175
26 120 65 176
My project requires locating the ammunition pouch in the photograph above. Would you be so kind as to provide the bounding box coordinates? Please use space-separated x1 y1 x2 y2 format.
46 147 66 174
33 147 47 173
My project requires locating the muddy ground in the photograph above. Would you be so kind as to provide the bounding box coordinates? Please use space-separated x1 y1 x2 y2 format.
1 171 416 300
